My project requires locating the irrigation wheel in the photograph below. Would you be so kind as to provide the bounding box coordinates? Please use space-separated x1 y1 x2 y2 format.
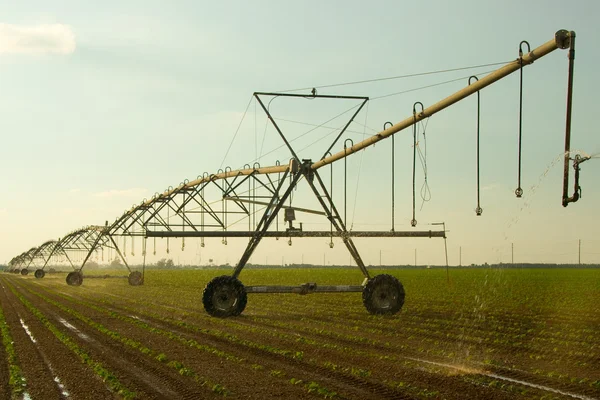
66 271 83 286
34 269 46 279
128 271 144 286
203 275 247 318
20 268 29 276
362 274 405 315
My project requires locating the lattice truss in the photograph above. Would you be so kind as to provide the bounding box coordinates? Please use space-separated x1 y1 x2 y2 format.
8 226 117 273
7 30 587 316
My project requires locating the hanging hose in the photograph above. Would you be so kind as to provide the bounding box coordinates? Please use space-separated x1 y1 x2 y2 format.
182 180 188 251
469 76 483 216
516 40 530 198
275 161 280 236
221 168 229 246
166 212 170 254
384 121 395 231
416 118 431 211
343 138 354 228
201 172 208 247
411 102 424 227
326 151 334 248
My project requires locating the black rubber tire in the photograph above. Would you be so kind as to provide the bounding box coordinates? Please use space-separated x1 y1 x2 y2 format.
128 271 144 286
20 268 29 276
34 269 46 279
202 275 247 318
362 274 405 315
66 271 83 286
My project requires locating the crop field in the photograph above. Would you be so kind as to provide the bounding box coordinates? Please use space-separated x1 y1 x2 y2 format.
0 267 598 399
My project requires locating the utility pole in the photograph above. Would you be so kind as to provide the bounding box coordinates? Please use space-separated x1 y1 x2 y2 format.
578 239 581 265
414 248 417 267
459 246 462 267
379 250 382 266
512 243 514 264
431 222 448 269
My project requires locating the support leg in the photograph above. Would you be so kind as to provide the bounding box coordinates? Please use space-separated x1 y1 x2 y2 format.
108 235 131 273
231 169 294 279
310 171 371 279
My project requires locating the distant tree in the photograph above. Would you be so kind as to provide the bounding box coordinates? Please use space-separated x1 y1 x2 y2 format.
110 258 123 268
156 258 175 268
85 260 99 269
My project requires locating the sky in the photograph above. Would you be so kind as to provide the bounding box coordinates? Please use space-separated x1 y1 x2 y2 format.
1 0 599 269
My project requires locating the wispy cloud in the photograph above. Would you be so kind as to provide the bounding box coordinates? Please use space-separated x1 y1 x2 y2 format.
0 23 76 55
93 188 148 198
68 188 81 194
0 208 6 215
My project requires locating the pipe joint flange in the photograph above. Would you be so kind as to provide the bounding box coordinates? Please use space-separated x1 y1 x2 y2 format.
555 29 573 49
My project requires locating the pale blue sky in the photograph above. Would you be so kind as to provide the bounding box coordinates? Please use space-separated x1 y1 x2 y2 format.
2 0 599 267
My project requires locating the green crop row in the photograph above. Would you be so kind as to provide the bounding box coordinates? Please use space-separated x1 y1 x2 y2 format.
4 280 137 399
19 282 232 397
0 294 27 399
30 283 347 399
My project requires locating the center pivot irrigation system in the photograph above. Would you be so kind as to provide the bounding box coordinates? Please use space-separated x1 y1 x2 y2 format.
8 30 589 317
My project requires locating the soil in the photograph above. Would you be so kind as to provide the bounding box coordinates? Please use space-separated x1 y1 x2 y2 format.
0 273 597 400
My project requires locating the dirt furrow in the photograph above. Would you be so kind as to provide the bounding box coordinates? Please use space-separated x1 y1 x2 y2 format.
7 276 221 399
0 276 118 399
13 278 333 399
49 285 534 400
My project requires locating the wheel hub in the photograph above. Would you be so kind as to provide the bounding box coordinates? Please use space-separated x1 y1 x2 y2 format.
214 286 237 311
372 284 397 310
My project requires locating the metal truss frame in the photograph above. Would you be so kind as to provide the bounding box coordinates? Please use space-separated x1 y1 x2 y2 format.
8 30 582 314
